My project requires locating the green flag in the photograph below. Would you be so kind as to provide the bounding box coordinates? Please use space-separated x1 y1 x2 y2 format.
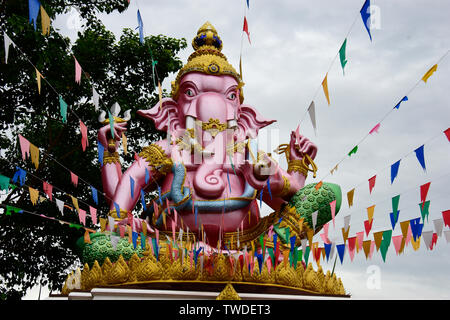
59 95 68 123
5 205 22 215
392 195 400 221
0 174 10 191
339 38 348 75
348 145 358 157
108 110 115 139
304 246 310 266
419 200 430 223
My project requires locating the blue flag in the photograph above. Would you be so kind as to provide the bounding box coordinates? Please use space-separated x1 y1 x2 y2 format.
195 206 198 226
290 235 296 252
145 167 149 184
336 244 346 264
132 231 138 249
226 171 231 193
137 9 144 44
259 189 263 208
29 0 40 30
394 96 408 109
410 218 423 241
114 202 121 218
360 0 372 41
194 247 203 266
12 167 27 186
140 189 146 210
130 176 135 199
97 141 104 166
267 177 273 200
414 145 426 171
324 242 332 261
256 253 263 273
273 233 277 249
157 185 162 204
391 160 401 184
389 210 400 230
90 186 98 205
246 0 249 9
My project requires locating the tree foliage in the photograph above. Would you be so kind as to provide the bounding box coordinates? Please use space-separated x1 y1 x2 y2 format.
0 0 187 299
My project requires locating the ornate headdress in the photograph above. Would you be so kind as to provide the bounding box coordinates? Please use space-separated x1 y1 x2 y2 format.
171 22 244 103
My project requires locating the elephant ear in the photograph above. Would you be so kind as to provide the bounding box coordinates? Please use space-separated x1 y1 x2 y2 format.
137 98 183 133
237 104 276 139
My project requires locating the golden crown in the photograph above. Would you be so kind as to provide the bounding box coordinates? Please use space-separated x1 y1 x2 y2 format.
171 22 244 103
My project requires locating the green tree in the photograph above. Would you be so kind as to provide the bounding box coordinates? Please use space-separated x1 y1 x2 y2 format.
0 0 186 299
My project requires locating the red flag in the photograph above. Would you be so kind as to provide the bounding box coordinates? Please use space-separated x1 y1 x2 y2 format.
70 171 78 187
243 16 251 44
368 175 376 194
364 219 373 236
444 128 450 142
420 182 431 209
80 120 88 151
442 210 450 227
42 181 53 201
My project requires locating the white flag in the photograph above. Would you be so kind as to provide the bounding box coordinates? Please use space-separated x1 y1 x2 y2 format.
308 101 317 134
343 215 351 232
444 230 450 243
422 230 433 250
433 218 444 237
110 235 120 250
92 88 100 111
4 33 14 64
312 210 318 231
55 198 65 214
301 238 308 252
108 216 115 232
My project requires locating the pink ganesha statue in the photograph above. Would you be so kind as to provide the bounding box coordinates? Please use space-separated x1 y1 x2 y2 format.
94 22 342 256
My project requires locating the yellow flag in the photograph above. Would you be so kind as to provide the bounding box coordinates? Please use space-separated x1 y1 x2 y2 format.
283 249 289 267
330 164 338 175
341 227 350 243
40 6 51 36
373 231 383 251
142 220 147 236
411 236 420 251
29 186 39 205
422 64 437 83
366 205 375 222
239 55 243 80
84 230 92 244
400 220 410 238
70 195 79 213
122 132 127 155
362 240 371 259
36 68 42 94
100 217 107 232
322 73 330 105
307 229 314 248
29 143 39 169
347 188 355 207
158 81 163 109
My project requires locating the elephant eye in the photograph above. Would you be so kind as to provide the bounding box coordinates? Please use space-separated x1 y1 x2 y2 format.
227 92 237 100
185 89 195 97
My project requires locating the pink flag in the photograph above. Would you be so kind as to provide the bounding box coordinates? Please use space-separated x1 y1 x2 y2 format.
153 201 159 218
18 134 30 160
155 228 159 246
89 206 97 225
369 123 381 135
405 223 412 247
70 171 78 187
369 241 375 259
266 256 272 274
42 181 53 201
420 182 431 209
243 16 251 44
80 120 88 151
368 175 376 194
356 231 364 251
442 210 450 227
78 208 86 225
392 235 403 255
172 219 176 241
320 223 331 244
330 200 336 228
74 57 82 83
348 238 356 262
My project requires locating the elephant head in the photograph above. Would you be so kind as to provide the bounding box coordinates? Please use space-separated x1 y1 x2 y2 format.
137 22 275 199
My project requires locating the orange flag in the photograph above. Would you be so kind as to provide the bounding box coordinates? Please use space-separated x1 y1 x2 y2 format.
373 231 383 251
36 68 42 94
322 73 330 105
347 188 355 208
40 6 51 36
367 205 375 222
29 143 39 169
29 186 39 205
422 64 437 83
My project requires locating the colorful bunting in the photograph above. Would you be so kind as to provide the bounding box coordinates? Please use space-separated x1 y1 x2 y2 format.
433 218 443 237
347 188 355 207
390 210 400 230
42 181 52 201
137 9 144 44
80 121 88 151
419 201 430 223
74 57 82 84
444 128 450 142
97 141 104 166
29 0 40 30
369 123 380 134
78 208 86 226
35 68 42 94
28 186 39 205
4 33 14 64
89 206 97 225
410 218 423 241
364 219 373 236
336 244 345 264
308 101 317 133
348 145 358 157
130 176 135 199
12 167 27 186
29 143 39 169
92 88 100 111
330 200 336 227
55 198 64 214
70 171 78 187
0 175 10 191
18 135 31 160
442 210 450 227
392 195 400 221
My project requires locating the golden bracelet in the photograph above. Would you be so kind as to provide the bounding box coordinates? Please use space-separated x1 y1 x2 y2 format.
103 151 120 165
108 209 129 219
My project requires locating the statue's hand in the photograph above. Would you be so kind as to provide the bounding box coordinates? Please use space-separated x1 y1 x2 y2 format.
97 122 128 153
289 131 318 161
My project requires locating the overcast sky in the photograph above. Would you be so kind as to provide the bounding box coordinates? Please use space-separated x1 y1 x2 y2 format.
24 0 450 299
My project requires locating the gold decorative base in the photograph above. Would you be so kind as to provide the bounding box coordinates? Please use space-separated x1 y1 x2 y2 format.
61 251 347 297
